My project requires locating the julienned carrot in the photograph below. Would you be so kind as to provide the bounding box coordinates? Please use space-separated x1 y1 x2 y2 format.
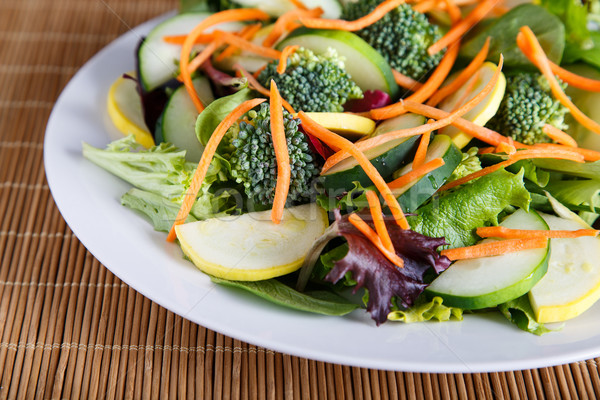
438 149 585 192
186 40 224 81
392 69 423 91
442 0 462 24
299 112 410 230
543 124 578 148
476 226 599 240
163 33 215 45
180 9 270 113
300 0 405 31
371 42 460 119
234 63 297 114
348 214 404 267
412 119 435 169
289 0 308 10
441 238 548 261
263 7 323 48
277 45 300 74
517 27 600 135
167 98 266 242
412 0 437 14
214 30 281 59
428 0 496 55
269 81 290 225
427 37 491 107
495 141 517 155
387 157 445 190
215 23 262 62
365 190 394 253
529 143 600 162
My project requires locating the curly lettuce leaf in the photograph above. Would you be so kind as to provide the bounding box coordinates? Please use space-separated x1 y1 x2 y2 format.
388 296 463 323
408 169 531 249
316 181 372 212
498 295 556 336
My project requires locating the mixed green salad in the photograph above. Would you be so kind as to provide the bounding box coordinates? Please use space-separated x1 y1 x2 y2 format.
84 0 600 333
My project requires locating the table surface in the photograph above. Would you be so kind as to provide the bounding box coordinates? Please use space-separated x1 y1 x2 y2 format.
1 0 600 398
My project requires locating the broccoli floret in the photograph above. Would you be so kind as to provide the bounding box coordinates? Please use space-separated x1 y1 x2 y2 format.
342 1 444 81
224 103 319 206
486 72 570 145
257 47 363 113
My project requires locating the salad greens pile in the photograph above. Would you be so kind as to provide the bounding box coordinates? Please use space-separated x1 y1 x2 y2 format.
85 0 600 333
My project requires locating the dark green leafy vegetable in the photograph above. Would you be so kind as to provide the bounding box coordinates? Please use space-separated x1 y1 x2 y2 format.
563 32 600 69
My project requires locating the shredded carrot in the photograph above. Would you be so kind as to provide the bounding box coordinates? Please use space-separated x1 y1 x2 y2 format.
371 42 461 119
546 61 600 92
528 143 600 162
167 98 266 241
392 69 424 91
214 30 281 59
438 149 585 192
543 124 578 148
441 238 548 261
263 7 323 48
412 0 437 14
366 190 394 253
186 40 224 81
442 0 462 23
412 120 435 169
215 23 262 62
427 37 491 107
269 81 290 225
163 33 215 45
277 45 300 74
428 0 496 55
478 147 496 155
387 157 445 190
517 27 600 136
476 226 599 240
495 141 517 155
300 0 404 31
234 63 297 114
289 0 308 10
348 214 404 267
179 9 270 113
299 112 410 230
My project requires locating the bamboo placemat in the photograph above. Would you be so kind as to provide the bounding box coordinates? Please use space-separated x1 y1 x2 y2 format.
1 0 600 398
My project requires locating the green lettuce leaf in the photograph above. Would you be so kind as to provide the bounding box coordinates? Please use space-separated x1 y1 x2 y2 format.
407 169 531 248
498 294 555 336
388 296 463 323
533 159 600 179
316 181 371 212
121 189 197 231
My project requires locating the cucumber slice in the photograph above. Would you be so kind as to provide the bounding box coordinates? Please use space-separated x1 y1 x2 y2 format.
156 77 214 162
138 13 243 92
391 135 462 212
426 209 550 310
277 28 399 98
230 0 341 19
320 114 425 192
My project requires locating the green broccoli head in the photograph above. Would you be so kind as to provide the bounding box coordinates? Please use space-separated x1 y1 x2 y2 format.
342 1 444 81
257 47 363 113
225 103 320 206
486 72 570 145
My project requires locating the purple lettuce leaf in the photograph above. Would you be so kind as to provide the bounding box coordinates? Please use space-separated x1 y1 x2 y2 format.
323 211 450 325
343 90 392 113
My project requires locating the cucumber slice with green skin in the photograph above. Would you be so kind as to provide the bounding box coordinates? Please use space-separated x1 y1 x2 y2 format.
156 77 214 162
426 209 550 310
391 134 462 213
277 28 399 98
138 13 243 92
230 0 341 19
319 114 426 193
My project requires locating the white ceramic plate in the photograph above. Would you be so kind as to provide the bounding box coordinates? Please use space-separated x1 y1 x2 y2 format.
44 14 600 373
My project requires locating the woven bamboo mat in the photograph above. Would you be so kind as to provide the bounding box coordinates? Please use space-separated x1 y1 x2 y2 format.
1 0 600 398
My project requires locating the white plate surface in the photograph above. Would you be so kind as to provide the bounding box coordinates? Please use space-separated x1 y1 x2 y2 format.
44 14 600 373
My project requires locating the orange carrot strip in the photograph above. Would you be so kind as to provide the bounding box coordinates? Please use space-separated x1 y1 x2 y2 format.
277 45 300 74
428 0 496 55
543 124 578 148
180 9 270 113
366 190 394 252
427 37 491 107
441 238 548 261
478 147 496 155
348 214 404 267
263 7 323 47
186 40 224 80
438 149 585 192
289 0 308 10
215 23 262 62
299 112 410 229
300 0 405 31
387 157 445 189
234 63 297 114
495 141 517 155
412 0 437 13
269 81 290 224
442 0 462 23
412 119 435 169
476 226 599 240
214 30 281 59
371 42 461 119
529 143 600 162
517 27 600 135
392 69 423 91
167 98 266 241
163 33 215 45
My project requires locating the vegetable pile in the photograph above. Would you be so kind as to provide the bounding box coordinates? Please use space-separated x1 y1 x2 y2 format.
86 0 600 333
